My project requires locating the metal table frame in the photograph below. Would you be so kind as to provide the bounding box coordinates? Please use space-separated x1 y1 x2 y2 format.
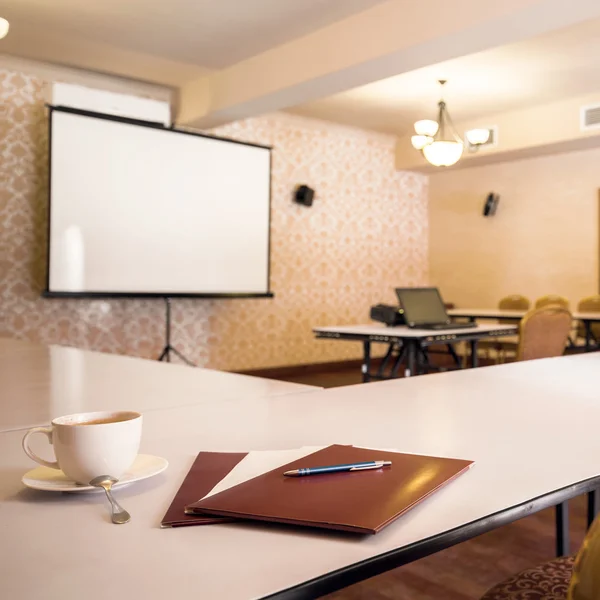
315 327 516 381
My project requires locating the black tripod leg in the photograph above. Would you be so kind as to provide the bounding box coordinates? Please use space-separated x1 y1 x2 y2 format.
171 347 196 367
158 298 172 363
156 298 195 366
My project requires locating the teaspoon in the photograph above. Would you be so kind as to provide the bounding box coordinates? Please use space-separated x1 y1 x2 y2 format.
89 475 131 524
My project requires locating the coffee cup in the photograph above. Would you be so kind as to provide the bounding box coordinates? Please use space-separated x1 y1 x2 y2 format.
22 410 142 485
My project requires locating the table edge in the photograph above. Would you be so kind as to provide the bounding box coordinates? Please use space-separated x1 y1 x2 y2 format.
449 310 600 322
261 475 600 600
313 327 517 343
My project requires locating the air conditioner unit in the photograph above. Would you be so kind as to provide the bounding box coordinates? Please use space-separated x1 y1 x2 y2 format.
45 82 171 126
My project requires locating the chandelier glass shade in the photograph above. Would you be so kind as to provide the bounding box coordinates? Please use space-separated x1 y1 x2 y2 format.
465 128 491 146
411 81 465 167
0 18 9 40
410 135 432 150
422 140 464 167
414 119 438 137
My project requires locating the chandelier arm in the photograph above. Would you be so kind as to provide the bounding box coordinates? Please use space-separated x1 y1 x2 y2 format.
441 104 463 143
436 101 445 141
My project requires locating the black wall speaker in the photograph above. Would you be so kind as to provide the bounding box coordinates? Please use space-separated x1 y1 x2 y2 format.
294 185 315 207
483 192 500 217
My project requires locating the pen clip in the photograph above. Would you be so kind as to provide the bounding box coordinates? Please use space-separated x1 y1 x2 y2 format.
349 465 379 472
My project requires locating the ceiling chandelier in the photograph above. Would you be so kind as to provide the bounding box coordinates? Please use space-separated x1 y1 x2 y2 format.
411 80 490 167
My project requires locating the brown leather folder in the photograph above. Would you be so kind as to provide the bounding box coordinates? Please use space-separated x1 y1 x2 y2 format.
161 451 247 528
186 444 473 534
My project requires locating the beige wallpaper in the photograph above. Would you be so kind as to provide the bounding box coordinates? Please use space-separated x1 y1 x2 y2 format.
429 148 600 310
0 66 428 371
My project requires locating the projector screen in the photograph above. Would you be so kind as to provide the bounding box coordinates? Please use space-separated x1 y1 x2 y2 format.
46 108 272 297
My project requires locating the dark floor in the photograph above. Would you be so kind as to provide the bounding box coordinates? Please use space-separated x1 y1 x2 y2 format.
269 364 587 599
282 364 366 388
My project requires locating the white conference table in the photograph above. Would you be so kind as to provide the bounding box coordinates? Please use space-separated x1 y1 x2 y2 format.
4 352 600 599
314 323 517 380
448 308 600 351
0 337 318 433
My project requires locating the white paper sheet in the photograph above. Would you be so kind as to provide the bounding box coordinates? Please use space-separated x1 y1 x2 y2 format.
202 446 324 500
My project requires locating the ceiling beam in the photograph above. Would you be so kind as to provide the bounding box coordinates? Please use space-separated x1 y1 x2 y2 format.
177 0 600 128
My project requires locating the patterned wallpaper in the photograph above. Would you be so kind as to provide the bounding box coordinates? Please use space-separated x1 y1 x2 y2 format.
0 67 428 371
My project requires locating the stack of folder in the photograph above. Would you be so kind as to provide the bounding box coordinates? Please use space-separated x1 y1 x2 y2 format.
162 445 473 534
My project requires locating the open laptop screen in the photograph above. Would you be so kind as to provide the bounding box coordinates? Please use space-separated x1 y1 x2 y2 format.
395 288 449 326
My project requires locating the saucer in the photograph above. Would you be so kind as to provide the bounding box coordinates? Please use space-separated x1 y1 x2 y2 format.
22 454 168 492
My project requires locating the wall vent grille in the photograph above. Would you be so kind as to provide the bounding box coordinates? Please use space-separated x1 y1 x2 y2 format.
580 104 600 130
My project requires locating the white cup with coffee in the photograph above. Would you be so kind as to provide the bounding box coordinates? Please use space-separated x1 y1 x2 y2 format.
22 411 142 485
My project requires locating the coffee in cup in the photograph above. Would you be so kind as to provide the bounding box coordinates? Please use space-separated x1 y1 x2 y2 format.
22 410 142 485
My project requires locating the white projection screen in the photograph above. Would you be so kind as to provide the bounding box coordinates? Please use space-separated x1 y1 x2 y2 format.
47 109 272 297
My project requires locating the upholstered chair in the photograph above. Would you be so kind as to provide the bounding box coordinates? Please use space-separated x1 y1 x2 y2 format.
516 306 572 362
480 508 600 599
535 295 570 310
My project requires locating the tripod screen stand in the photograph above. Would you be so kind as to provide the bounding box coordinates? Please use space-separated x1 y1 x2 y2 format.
157 298 195 366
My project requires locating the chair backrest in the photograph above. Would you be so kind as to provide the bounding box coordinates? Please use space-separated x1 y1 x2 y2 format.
568 511 600 599
516 306 572 361
534 294 570 310
576 295 600 340
498 295 530 325
498 295 530 311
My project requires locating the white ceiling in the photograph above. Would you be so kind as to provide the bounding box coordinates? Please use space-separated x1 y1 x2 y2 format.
290 19 600 136
0 0 386 85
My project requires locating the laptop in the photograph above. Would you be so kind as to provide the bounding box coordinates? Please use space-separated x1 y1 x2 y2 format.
395 287 477 330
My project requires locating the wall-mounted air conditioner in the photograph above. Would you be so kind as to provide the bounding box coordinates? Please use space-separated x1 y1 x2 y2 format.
45 82 171 126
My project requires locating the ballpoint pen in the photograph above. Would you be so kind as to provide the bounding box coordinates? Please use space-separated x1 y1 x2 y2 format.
283 460 392 477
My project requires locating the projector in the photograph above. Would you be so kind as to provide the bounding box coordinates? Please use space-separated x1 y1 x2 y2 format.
370 304 405 327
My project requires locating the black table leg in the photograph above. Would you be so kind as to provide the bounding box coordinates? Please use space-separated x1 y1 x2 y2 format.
390 345 407 378
588 489 599 528
447 344 461 368
584 321 592 352
376 344 395 379
415 345 424 376
470 340 479 368
405 341 417 377
555 502 569 557
419 347 431 374
362 341 371 383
